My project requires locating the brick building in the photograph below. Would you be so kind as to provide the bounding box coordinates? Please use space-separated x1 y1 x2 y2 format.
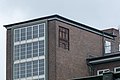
4 15 120 80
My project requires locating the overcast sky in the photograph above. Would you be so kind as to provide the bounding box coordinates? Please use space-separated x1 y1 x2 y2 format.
1 0 120 80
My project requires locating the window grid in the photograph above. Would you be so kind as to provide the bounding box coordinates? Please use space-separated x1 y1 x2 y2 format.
13 23 45 80
14 40 44 61
59 26 69 50
13 60 45 79
14 23 45 42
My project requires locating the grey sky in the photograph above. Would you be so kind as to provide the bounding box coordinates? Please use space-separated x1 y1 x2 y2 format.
1 0 120 80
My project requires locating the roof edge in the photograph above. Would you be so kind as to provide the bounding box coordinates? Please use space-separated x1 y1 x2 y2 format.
3 14 116 38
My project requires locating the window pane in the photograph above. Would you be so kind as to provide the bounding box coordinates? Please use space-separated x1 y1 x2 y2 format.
21 44 26 59
27 27 32 40
33 60 38 76
39 24 44 37
14 29 20 42
27 61 32 77
33 25 38 38
14 45 20 60
39 59 44 75
21 28 26 41
14 64 19 79
39 40 44 56
33 42 38 57
27 43 32 58
105 41 111 53
20 63 25 78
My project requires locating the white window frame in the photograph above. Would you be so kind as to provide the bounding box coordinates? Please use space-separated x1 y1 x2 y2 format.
114 67 120 73
13 23 46 80
119 44 120 51
105 41 111 54
97 69 110 76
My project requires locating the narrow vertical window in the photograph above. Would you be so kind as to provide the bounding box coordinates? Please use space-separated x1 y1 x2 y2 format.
39 59 44 75
39 24 44 37
27 43 32 58
59 26 69 50
27 61 32 77
14 64 19 79
14 45 20 60
33 25 38 38
33 60 38 76
20 63 25 78
21 28 26 41
39 40 44 56
27 27 32 39
33 42 38 57
14 29 20 42
105 41 111 54
21 44 26 59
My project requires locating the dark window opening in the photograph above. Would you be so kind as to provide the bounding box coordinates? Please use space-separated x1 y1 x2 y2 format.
59 26 69 50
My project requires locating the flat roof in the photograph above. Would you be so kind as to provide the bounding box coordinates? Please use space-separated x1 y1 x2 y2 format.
73 72 120 80
87 52 120 64
4 14 115 38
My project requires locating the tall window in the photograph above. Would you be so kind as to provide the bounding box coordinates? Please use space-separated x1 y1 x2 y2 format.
27 27 32 39
33 25 38 38
26 61 32 77
21 28 26 41
21 44 26 59
14 45 20 60
59 26 69 50
14 64 19 79
39 24 44 37
13 23 45 80
20 63 26 78
27 43 32 58
14 29 20 42
105 41 111 54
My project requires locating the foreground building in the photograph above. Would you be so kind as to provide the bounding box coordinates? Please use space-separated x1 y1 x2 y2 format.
74 72 120 80
4 15 120 80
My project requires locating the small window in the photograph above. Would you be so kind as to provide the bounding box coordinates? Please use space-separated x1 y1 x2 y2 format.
97 69 110 75
119 44 120 51
105 41 111 54
59 26 69 50
114 67 120 73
